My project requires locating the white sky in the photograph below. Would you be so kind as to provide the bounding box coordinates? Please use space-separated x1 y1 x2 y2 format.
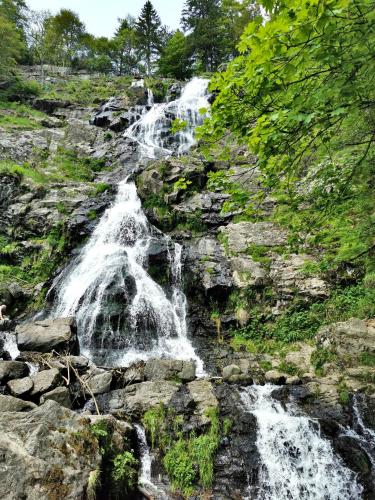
26 0 185 36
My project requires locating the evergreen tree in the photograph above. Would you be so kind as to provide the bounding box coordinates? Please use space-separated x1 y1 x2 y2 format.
112 16 139 75
181 0 226 72
135 1 162 75
158 30 193 80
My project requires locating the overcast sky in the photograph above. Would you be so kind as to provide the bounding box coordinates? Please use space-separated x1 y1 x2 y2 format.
26 0 185 37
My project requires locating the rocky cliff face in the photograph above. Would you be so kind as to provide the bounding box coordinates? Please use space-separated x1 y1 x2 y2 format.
1 78 375 499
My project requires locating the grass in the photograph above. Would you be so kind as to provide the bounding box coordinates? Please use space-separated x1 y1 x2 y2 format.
230 284 375 351
0 100 47 130
40 75 133 106
143 405 223 496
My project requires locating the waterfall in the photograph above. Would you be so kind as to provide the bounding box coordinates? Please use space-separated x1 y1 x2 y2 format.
51 79 208 373
125 77 209 158
1 332 19 359
240 385 363 500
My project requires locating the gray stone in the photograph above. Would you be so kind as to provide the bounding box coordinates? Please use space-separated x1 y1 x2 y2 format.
31 368 62 396
144 359 196 382
0 395 36 412
317 318 375 356
187 379 218 423
102 381 180 416
0 361 29 383
16 317 78 354
0 400 101 499
86 371 112 395
220 222 288 254
7 377 34 397
40 386 72 409
230 256 267 287
265 370 287 384
222 364 241 380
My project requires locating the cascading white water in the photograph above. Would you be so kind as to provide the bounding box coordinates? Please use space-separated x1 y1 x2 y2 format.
125 77 209 158
51 79 208 373
134 424 168 499
341 393 375 468
0 331 19 359
240 385 363 500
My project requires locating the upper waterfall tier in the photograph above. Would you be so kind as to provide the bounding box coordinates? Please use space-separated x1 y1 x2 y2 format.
125 77 209 158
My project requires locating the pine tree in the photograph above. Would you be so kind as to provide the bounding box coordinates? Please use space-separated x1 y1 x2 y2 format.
135 1 162 75
181 0 226 72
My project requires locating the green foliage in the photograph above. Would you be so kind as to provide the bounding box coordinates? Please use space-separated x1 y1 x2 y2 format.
94 182 110 195
135 1 163 75
171 118 188 135
163 440 196 496
0 100 45 130
143 404 168 450
111 452 138 492
163 408 221 495
158 30 193 79
231 284 375 349
0 13 22 77
278 361 299 376
199 0 375 276
174 177 192 191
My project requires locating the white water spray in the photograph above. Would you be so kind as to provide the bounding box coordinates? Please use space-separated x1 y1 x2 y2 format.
240 385 363 500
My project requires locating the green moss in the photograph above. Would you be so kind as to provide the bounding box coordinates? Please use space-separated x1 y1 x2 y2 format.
278 361 299 376
311 348 336 375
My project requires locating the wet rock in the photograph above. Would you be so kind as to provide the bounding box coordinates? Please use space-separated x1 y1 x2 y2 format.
40 386 72 408
7 376 33 397
144 358 196 382
16 317 78 354
0 360 29 383
0 400 101 499
30 368 62 396
264 370 287 385
0 394 36 412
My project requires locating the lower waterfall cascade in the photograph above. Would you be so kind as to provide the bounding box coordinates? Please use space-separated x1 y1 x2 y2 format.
240 385 364 500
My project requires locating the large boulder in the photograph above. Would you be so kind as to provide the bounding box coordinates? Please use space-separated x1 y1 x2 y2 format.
97 381 181 417
16 317 78 354
0 400 101 499
40 387 72 408
7 377 34 397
